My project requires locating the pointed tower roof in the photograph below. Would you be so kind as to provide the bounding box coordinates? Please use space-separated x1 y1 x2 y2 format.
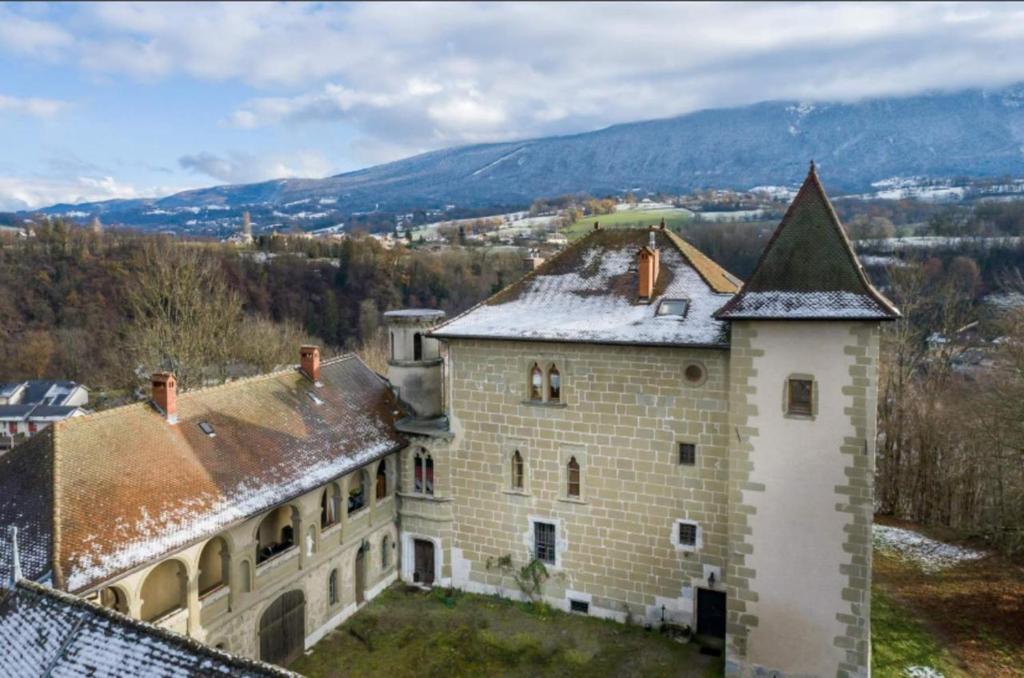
715 163 899 320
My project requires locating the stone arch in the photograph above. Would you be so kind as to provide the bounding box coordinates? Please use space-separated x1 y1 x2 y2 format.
256 504 300 564
198 536 230 597
348 468 369 514
98 585 129 614
140 558 187 622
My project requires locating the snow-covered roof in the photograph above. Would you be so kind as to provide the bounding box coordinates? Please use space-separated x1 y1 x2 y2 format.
0 579 296 677
432 228 740 347
0 355 405 592
716 164 899 321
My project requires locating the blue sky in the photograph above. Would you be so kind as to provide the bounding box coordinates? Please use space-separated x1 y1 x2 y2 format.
2 1 1024 210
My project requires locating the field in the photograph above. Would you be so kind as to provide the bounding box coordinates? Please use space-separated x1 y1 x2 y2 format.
563 208 693 239
291 586 721 678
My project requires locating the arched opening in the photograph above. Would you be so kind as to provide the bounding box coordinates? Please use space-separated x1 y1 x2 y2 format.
567 456 581 498
413 332 423 361
547 365 561 402
529 363 543 401
259 590 305 666
414 449 434 495
198 536 229 598
321 482 341 529
511 450 524 490
328 569 339 606
381 535 391 569
376 458 389 499
140 560 186 622
348 469 368 514
257 505 297 564
355 544 367 604
99 586 128 614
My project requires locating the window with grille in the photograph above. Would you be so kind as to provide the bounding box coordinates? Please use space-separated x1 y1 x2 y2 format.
788 378 814 416
678 522 698 547
679 443 696 466
414 449 434 495
328 569 338 605
534 522 556 564
566 456 580 498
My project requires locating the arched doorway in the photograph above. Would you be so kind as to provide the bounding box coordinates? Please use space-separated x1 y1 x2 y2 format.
355 545 367 605
259 590 305 666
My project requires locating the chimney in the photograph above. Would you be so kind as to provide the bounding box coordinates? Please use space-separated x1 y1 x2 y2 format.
637 228 660 301
300 345 321 384
151 373 177 424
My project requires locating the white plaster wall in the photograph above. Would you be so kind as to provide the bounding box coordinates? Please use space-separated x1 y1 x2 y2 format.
743 321 859 676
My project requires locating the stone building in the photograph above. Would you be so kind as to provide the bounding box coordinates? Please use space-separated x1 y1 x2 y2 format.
0 166 895 677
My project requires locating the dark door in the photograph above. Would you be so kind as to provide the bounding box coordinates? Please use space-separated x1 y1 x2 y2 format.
413 539 435 585
696 588 726 639
259 590 305 666
355 547 366 604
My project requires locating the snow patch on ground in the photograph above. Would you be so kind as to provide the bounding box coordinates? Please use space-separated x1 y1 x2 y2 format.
873 524 985 573
904 666 945 678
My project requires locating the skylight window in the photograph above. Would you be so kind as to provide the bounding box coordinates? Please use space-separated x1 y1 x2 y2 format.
198 421 216 437
306 392 324 406
656 298 690 318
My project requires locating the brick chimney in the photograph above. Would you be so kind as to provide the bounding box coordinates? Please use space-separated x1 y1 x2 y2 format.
637 229 660 301
151 372 177 424
300 345 321 384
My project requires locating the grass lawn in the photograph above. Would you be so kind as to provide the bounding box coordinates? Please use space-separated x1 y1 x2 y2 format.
291 585 722 678
871 584 962 677
563 209 692 240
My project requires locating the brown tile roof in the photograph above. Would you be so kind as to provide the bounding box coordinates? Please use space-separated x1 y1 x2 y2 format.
716 164 900 320
0 579 297 677
432 228 739 347
1 355 405 593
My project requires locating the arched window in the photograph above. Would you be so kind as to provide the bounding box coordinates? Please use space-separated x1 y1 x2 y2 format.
348 470 367 514
328 569 339 606
567 456 580 498
547 365 561 402
529 363 543 401
376 459 388 499
511 450 524 490
414 449 434 496
381 535 390 569
413 332 423 361
321 483 341 529
257 506 297 564
99 586 128 614
198 537 228 597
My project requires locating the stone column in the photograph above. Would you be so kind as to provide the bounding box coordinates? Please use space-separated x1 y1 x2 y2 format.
185 568 200 638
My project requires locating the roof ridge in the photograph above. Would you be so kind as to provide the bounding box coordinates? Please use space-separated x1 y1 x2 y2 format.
661 229 740 294
16 579 298 676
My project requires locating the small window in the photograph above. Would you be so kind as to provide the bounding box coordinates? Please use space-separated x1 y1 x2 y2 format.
413 333 423 361
529 363 543 401
566 457 580 498
414 449 434 495
390 331 395 361
657 298 690 317
376 459 388 499
788 378 814 416
570 599 589 614
328 569 339 605
679 523 698 547
381 535 390 569
511 450 524 490
534 521 556 564
198 421 215 437
684 363 705 385
547 365 561 402
679 443 696 466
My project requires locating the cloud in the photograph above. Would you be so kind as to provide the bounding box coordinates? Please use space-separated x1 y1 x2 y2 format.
178 150 332 184
0 94 69 118
0 175 160 211
0 6 73 59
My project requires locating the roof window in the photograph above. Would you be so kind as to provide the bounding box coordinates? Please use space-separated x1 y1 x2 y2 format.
306 392 325 406
198 421 216 437
656 298 689 318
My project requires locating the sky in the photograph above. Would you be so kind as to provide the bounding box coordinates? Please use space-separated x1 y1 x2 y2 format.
2 1 1024 211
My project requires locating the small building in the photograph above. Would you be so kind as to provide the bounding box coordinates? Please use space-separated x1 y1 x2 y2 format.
0 380 88 450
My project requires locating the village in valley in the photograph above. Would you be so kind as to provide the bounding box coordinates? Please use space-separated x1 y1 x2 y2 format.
3 4 1024 678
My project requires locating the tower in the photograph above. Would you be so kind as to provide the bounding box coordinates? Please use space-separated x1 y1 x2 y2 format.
383 309 446 421
715 165 899 677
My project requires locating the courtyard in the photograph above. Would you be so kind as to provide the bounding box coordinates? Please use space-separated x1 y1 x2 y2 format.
291 585 722 678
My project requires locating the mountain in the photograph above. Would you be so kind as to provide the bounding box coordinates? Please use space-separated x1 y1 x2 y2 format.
34 83 1024 232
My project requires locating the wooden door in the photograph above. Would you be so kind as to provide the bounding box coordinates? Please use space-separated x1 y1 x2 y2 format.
355 547 366 604
696 588 726 640
259 590 305 666
413 539 435 585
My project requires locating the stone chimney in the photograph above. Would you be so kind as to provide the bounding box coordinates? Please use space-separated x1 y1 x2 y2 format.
151 372 177 424
637 228 660 301
300 345 321 384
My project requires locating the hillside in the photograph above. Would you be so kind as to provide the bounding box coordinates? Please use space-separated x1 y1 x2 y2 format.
33 83 1024 231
